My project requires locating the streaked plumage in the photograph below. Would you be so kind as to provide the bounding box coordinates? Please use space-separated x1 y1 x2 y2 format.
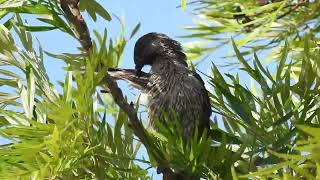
109 32 211 138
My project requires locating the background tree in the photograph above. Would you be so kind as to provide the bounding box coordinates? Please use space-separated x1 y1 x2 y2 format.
0 0 319 179
183 0 320 179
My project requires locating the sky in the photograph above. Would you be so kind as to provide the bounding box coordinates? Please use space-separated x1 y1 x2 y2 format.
31 0 233 83
1 0 232 179
33 0 202 80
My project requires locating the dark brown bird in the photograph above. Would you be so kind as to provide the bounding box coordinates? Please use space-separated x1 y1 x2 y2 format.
109 32 211 138
109 33 212 179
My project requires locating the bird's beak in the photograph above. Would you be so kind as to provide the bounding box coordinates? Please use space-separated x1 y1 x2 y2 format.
135 64 143 77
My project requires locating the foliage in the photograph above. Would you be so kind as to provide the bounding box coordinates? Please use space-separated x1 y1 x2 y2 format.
0 22 148 179
210 34 320 179
182 0 320 62
0 1 145 178
180 0 320 179
0 0 319 179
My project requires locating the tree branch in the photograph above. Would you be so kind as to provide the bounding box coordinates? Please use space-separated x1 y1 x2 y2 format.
60 0 92 51
59 0 153 160
107 68 150 90
103 75 151 146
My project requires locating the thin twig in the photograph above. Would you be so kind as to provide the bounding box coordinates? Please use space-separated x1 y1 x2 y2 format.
248 1 308 18
275 1 307 20
245 1 309 31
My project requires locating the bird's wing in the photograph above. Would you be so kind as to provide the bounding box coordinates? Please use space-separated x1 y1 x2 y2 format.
193 71 212 128
108 68 150 90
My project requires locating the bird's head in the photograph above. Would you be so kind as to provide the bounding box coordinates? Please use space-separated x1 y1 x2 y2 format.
134 32 186 76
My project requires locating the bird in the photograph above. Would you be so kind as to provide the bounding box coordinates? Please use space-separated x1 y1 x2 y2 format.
108 33 214 180
108 32 212 138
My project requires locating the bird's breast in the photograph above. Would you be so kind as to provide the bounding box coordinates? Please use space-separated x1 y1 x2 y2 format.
146 71 206 137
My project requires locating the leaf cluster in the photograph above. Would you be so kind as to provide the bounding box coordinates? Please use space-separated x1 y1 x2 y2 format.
182 0 320 62
0 3 147 178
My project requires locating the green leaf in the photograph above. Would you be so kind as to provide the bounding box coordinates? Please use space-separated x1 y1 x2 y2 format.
0 69 21 79
79 0 111 21
296 125 320 138
130 23 141 39
276 41 289 81
214 82 252 124
231 38 251 70
63 70 73 104
37 16 74 36
181 0 186 11
272 110 294 127
240 161 292 178
0 0 26 9
18 24 57 32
